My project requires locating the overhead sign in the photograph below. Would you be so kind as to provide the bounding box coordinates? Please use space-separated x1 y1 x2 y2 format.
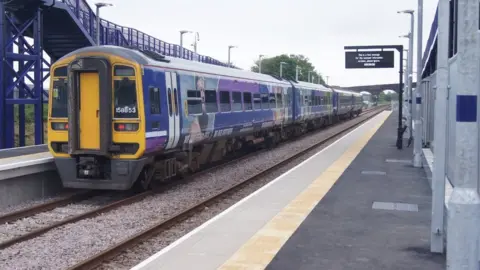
345 51 394 69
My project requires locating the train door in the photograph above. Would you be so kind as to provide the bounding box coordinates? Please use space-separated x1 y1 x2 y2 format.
164 72 181 149
79 72 100 150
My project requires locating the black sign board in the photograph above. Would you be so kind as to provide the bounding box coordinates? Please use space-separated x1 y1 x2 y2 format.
345 51 394 69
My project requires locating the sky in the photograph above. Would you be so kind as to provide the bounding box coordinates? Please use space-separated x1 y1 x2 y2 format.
44 0 439 88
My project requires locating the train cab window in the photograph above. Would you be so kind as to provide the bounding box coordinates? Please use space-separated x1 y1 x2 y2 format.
261 93 269 109
243 92 253 110
149 86 161 114
276 93 283 108
232 91 242 111
205 90 218 113
253 93 261 110
219 91 231 112
187 90 202 114
114 65 136 76
114 77 138 118
51 78 68 118
269 93 276 108
54 66 67 77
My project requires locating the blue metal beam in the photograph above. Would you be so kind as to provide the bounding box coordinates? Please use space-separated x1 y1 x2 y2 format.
1 5 48 149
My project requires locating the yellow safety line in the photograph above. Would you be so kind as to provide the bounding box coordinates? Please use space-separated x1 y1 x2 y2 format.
218 111 392 270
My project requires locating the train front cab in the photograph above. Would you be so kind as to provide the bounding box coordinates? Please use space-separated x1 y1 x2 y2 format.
48 52 149 190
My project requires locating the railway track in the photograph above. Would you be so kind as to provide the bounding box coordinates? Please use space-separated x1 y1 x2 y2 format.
0 191 102 225
67 105 389 270
0 190 150 250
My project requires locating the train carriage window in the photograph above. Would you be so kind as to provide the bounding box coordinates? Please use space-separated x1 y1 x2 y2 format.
205 90 218 113
261 93 269 109
276 93 283 108
51 78 68 118
114 77 138 118
243 92 253 110
232 91 242 111
286 88 292 107
253 93 261 110
149 86 161 114
269 93 276 108
173 88 179 115
219 91 231 112
187 90 202 114
167 88 173 116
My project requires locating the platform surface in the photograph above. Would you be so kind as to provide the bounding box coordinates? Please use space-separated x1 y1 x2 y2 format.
133 110 426 270
260 111 445 270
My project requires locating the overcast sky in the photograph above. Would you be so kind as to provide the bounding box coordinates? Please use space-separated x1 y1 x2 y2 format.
84 0 438 87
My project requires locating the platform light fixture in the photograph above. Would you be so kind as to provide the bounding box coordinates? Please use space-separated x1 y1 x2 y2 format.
397 9 415 141
228 45 237 67
295 66 302 81
258 54 264 73
179 30 193 58
279 62 287 78
95 2 113 46
191 32 200 54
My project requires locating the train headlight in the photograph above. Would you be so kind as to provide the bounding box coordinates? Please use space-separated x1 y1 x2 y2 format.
114 123 139 132
51 122 69 130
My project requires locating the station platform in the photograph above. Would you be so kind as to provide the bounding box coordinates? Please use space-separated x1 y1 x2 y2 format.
0 145 58 208
0 144 47 159
0 144 52 179
132 109 445 270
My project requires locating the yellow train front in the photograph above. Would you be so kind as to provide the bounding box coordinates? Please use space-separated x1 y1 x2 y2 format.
47 47 148 190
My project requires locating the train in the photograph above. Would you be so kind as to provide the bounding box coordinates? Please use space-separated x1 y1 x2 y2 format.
47 45 364 190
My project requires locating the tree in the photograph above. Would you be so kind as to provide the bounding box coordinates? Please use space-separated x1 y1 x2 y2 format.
251 54 325 85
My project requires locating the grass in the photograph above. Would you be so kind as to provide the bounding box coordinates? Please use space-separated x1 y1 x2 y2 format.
13 105 49 147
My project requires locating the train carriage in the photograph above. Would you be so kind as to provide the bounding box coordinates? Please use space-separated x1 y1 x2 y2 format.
291 81 333 129
47 45 363 191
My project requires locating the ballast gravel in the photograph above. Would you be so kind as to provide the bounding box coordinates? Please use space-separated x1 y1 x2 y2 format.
0 110 380 270
0 192 73 217
0 193 126 243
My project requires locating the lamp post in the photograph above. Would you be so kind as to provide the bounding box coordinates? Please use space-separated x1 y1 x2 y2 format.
398 9 415 142
279 62 287 78
413 0 424 167
400 33 413 140
228 45 237 67
295 66 301 81
258 54 264 73
191 32 200 53
179 30 192 58
95 2 113 46
403 51 408 119
308 71 312 83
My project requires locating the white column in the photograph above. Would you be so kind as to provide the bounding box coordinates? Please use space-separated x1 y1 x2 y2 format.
446 0 480 269
431 0 448 254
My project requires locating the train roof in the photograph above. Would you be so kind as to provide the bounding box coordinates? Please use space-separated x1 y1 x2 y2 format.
60 45 292 86
291 81 333 92
331 87 362 96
